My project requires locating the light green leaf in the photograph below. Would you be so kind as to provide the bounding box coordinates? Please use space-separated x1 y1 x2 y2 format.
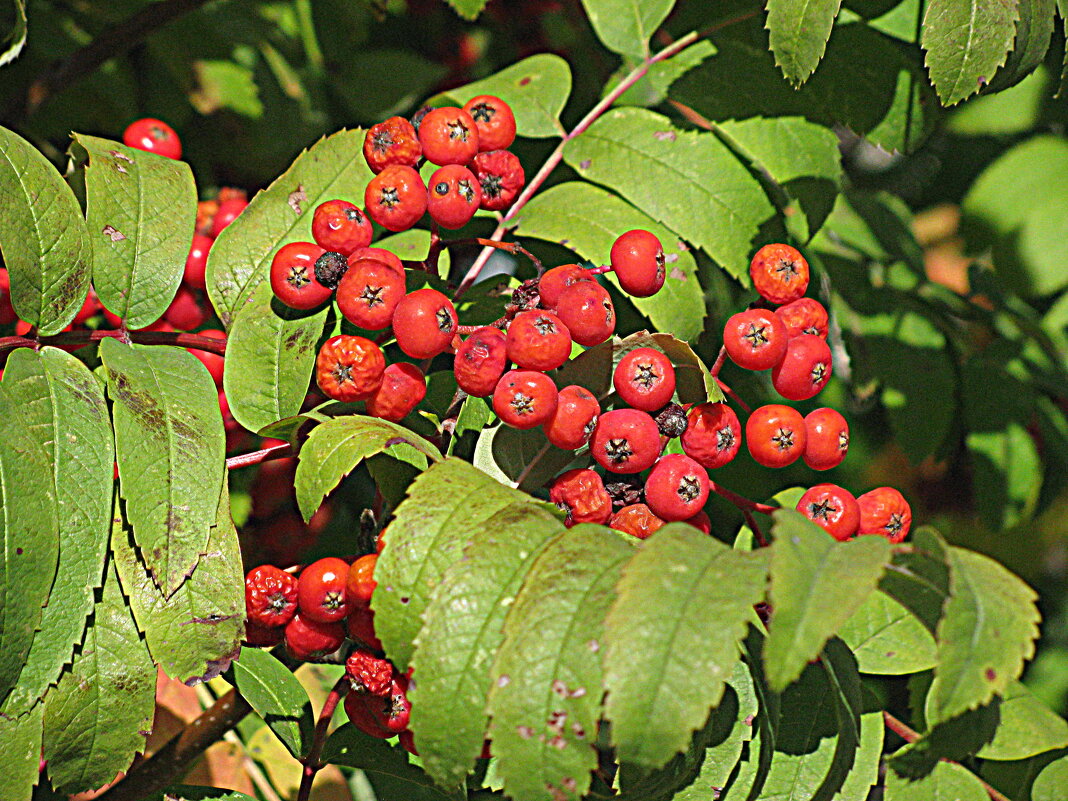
603 525 769 769
950 66 1048 136
884 761 989 801
832 710 885 801
838 589 937 675
190 60 263 118
294 414 441 521
979 682 1068 760
0 125 91 334
100 339 226 597
766 0 844 84
445 0 489 20
921 0 1020 105
487 525 636 801
988 0 1056 91
764 510 890 691
966 423 1041 528
0 0 27 67
42 560 155 794
0 699 43 801
1034 756 1068 801
578 0 674 59
228 647 313 759
148 787 257 801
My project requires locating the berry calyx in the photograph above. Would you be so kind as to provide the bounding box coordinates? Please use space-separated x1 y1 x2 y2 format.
857 487 912 543
506 310 572 372
544 385 600 450
796 484 861 541
454 326 509 397
803 407 849 471
463 95 517 152
614 347 676 412
392 288 458 359
549 468 612 527
745 404 806 468
750 243 810 305
771 334 832 401
122 118 182 159
270 242 331 310
723 308 790 371
316 334 386 402
312 199 373 255
297 557 352 623
591 408 661 474
492 370 559 429
645 454 711 522
681 402 742 469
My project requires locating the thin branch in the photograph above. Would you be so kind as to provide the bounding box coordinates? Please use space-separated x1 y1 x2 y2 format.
297 676 350 801
710 345 728 378
741 508 768 547
715 378 752 414
226 443 294 470
709 480 777 516
0 329 227 356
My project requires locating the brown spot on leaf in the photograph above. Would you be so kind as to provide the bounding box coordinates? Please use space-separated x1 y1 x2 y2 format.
579 159 591 170
102 225 126 241
517 725 534 739
985 668 997 681
654 130 676 142
519 76 532 86
288 185 307 214
109 150 135 163
669 267 686 281
384 436 413 449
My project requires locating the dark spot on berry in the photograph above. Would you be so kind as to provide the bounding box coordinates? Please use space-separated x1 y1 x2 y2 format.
654 403 687 438
886 513 904 536
480 173 503 198
434 182 449 195
314 251 348 289
533 316 557 335
633 362 659 388
447 119 471 142
372 130 395 152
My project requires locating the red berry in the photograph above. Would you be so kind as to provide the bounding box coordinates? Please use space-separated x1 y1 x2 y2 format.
685 509 712 534
244 620 284 647
189 328 225 387
71 288 100 325
771 334 832 401
454 326 508 396
418 107 480 166
463 95 517 151
750 243 809 305
609 503 664 539
0 268 16 325
183 234 213 290
316 334 386 402
539 264 593 310
270 241 331 310
645 454 710 522
610 229 665 297
746 404 806 468
555 281 616 346
211 197 248 238
363 116 422 174
796 484 861 541
506 309 572 371
365 165 427 232
164 285 208 331
297 557 353 623
312 200 373 255
392 288 458 359
346 553 378 606
857 487 911 543
680 402 742 469
427 164 482 229
614 348 676 411
492 370 558 429
350 246 404 276
284 613 346 661
346 648 394 696
591 408 661 474
122 118 182 159
470 150 525 211
776 297 828 339
400 730 419 755
336 258 406 331
544 385 600 451
803 408 849 471
344 691 394 739
345 603 382 651
723 308 789 371
549 468 612 527
365 363 427 422
383 675 412 732
245 564 299 627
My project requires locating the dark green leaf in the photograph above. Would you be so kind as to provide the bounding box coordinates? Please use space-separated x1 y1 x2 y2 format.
148 788 256 801
475 423 576 492
100 339 226 597
1034 756 1068 801
987 0 1056 91
921 0 1019 105
766 0 844 84
979 682 1068 760
0 0 27 66
452 394 493 440
879 527 951 634
445 0 489 21
0 699 43 801
821 190 924 273
884 761 989 800
228 647 313 759
838 589 937 675
577 0 674 59
0 125 91 334
891 701 1001 778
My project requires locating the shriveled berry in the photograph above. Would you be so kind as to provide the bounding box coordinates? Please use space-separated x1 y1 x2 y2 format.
776 297 829 339
746 404 806 468
614 348 676 411
346 553 378 606
803 407 849 471
591 408 661 474
122 117 181 159
418 107 480 166
681 402 742 469
336 258 406 331
312 199 373 255
427 164 482 229
470 149 525 211
797 484 861 541
549 468 612 527
383 675 412 732
316 334 386 402
857 487 911 543
363 116 422 174
723 308 789 371
506 310 572 371
454 326 508 397
645 454 711 522
297 557 352 623
539 264 593 310
610 229 665 297
463 95 517 151
245 564 298 627
771 334 832 401
365 165 427 232
184 234 213 290
492 369 558 429
314 251 349 289
284 613 345 661
270 241 331 310
609 503 664 539
346 648 394 696
544 385 600 450
654 403 688 438
366 362 427 422
750 243 809 305
555 281 615 346
392 288 458 359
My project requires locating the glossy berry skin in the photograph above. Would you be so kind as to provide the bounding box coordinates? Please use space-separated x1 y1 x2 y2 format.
549 468 612 527
365 165 427 232
610 229 665 297
745 404 806 468
681 402 742 469
392 288 458 359
857 487 911 543
245 564 299 627
164 285 207 330
284 613 346 661
122 118 181 159
609 503 665 540
344 691 394 739
555 281 616 346
189 328 226 387
463 95 517 151
776 297 828 339
350 246 404 276
316 335 386 402
184 234 213 290
346 603 382 651
0 268 16 325
645 454 711 522
506 310 572 371
591 408 661 474
346 648 394 696
270 242 331 310
492 370 558 429
366 363 427 422
363 116 422 174
336 258 406 330
544 385 600 451
750 243 809 305
804 407 849 471
614 348 676 412
418 107 480 166
211 197 248 238
470 150 525 211
771 334 832 401
312 200 373 255
454 327 508 396
797 484 861 541
297 557 352 623
723 309 789 371
427 164 482 229
346 553 378 606
539 264 592 310
686 509 712 534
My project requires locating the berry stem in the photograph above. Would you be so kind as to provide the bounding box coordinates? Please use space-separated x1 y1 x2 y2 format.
226 442 294 470
475 237 544 275
453 31 700 299
710 345 728 378
587 264 613 276
0 328 227 356
741 508 769 548
297 676 351 801
715 378 752 414
709 479 778 517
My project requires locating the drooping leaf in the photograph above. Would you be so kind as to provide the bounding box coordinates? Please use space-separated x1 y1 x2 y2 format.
978 682 1068 760
0 0 27 67
0 699 43 801
0 125 91 334
1033 756 1068 801
603 524 769 769
227 647 313 759
0 348 112 716
100 339 226 597
42 560 156 794
74 133 196 329
578 0 674 59
766 0 844 85
764 510 890 691
921 0 1019 105
410 503 566 787
884 761 989 801
563 108 774 281
838 589 937 675
487 525 636 801
294 414 441 521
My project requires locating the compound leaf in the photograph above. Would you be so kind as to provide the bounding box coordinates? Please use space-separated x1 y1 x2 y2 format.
766 0 843 85
838 589 937 675
578 0 674 59
921 0 1019 105
228 647 313 759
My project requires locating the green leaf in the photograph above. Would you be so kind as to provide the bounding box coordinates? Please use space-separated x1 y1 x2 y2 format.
474 422 576 492
410 503 566 787
832 710 885 801
987 0 1056 91
487 525 636 801
577 0 674 59
294 414 441 521
979 682 1068 760
766 0 844 84
878 527 951 634
228 647 313 759
0 0 27 67
0 125 92 334
0 348 112 716
563 108 774 281
111 491 243 684
838 589 937 675
43 560 156 794
445 0 489 20
928 546 1040 724
148 788 256 801
206 128 373 327
891 700 1001 778
950 67 1049 136
1034 756 1068 801
515 182 705 341
222 281 327 434
190 60 263 118
433 54 572 139
100 339 226 597
966 423 1041 528
921 0 1019 105
0 700 43 801
74 134 196 329
764 510 890 691
884 761 989 801
603 524 769 769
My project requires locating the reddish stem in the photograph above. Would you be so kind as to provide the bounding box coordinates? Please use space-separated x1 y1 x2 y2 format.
710 346 728 378
587 264 612 276
741 508 768 548
709 480 777 516
0 329 227 356
473 238 544 275
225 443 293 470
297 676 351 801
715 378 752 414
